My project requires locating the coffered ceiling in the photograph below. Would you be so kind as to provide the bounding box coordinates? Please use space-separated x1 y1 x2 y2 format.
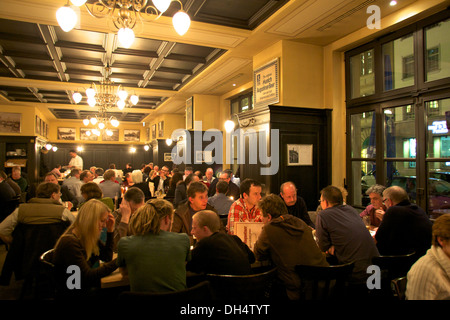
0 0 443 124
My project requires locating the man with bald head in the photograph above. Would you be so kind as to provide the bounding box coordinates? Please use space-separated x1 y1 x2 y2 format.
280 181 314 228
375 186 432 259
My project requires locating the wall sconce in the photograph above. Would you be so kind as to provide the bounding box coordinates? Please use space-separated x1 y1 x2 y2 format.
44 143 58 152
144 145 150 151
130 147 136 153
224 114 256 132
166 135 184 146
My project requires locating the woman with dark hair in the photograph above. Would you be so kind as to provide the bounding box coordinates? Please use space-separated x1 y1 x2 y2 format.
173 173 199 208
79 182 115 211
166 172 183 198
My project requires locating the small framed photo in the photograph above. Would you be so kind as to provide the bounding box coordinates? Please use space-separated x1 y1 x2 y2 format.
57 127 76 140
124 129 140 142
151 124 156 139
0 112 21 133
158 121 164 138
102 129 119 141
80 128 98 141
287 144 313 166
186 97 193 130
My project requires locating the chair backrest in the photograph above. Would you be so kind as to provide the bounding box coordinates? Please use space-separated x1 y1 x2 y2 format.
391 276 407 300
205 267 278 301
40 249 55 268
0 222 69 285
372 251 416 280
118 280 213 301
295 261 355 300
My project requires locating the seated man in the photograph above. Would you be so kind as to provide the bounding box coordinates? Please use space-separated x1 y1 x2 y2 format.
99 169 121 200
315 186 379 285
0 182 75 244
208 169 240 200
171 181 217 246
207 180 234 219
375 186 432 259
62 168 83 203
112 187 146 251
10 166 28 193
279 181 314 228
227 178 262 235
44 172 77 210
359 184 386 228
187 210 255 275
254 194 329 300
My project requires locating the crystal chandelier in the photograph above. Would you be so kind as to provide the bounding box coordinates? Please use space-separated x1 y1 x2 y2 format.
74 64 137 136
56 0 191 48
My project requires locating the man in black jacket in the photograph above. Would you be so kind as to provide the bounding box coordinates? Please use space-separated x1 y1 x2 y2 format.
280 181 314 228
187 210 254 275
375 186 432 259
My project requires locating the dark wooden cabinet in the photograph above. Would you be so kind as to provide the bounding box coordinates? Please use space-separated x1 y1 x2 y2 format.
237 105 332 211
0 136 41 186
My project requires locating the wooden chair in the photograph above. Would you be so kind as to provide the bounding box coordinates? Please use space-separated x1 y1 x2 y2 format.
39 249 56 299
205 267 277 301
391 276 407 300
294 261 355 300
371 252 416 299
372 252 417 280
118 280 213 301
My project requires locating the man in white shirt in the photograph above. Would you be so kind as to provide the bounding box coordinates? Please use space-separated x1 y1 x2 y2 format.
68 150 83 170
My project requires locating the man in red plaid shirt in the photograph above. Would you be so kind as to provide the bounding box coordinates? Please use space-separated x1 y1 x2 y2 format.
227 179 263 235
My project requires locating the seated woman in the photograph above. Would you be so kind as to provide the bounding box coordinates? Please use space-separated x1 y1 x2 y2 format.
79 182 115 211
52 199 117 298
122 172 135 189
131 170 152 200
173 173 199 208
116 199 190 292
166 172 183 199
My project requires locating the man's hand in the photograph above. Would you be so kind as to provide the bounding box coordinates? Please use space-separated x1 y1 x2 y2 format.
119 199 132 224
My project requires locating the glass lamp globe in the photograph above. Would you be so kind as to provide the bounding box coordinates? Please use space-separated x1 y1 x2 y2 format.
56 5 77 32
118 28 135 48
130 94 139 105
173 11 191 36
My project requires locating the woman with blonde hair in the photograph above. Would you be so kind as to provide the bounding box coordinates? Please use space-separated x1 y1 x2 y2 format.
52 199 117 298
117 199 190 292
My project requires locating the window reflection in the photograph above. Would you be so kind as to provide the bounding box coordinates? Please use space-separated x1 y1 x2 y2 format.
351 161 376 207
425 18 450 82
384 161 416 204
428 163 450 219
384 105 416 158
426 98 450 158
382 34 414 91
351 112 375 158
350 49 375 98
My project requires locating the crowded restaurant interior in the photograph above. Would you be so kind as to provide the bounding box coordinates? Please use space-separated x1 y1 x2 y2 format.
0 0 450 306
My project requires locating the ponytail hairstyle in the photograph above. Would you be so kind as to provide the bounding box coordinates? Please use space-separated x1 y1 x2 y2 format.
128 199 174 235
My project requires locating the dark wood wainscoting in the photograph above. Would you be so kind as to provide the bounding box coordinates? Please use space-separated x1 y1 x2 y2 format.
238 106 332 211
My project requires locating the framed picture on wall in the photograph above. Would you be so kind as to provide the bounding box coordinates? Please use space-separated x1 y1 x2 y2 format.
158 121 164 137
287 144 313 166
152 124 156 139
0 112 21 133
35 116 40 135
102 129 119 141
186 97 193 130
124 129 140 142
57 127 76 140
80 128 98 141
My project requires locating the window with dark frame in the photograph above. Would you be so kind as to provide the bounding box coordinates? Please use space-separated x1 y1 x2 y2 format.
345 11 450 214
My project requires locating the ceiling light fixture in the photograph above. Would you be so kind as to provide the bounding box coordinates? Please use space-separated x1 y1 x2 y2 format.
56 0 191 48
74 64 139 112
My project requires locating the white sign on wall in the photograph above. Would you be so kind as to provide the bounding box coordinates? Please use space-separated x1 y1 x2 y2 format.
253 58 279 108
